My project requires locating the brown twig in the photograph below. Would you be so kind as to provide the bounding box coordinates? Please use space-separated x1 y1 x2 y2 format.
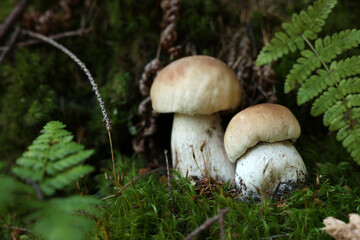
1 225 31 233
0 27 20 64
261 233 290 239
0 28 92 52
101 167 166 200
0 0 31 43
164 149 175 215
184 208 230 240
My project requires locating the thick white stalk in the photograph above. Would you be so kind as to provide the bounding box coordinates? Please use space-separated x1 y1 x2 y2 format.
235 141 307 200
171 113 235 182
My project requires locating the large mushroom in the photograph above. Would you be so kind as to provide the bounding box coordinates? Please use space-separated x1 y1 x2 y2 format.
224 103 307 200
150 55 242 182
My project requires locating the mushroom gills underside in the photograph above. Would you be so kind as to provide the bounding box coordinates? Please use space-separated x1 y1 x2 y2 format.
235 141 307 200
171 113 235 183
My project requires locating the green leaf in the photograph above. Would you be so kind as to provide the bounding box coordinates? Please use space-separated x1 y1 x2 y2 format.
41 165 94 196
0 175 33 214
13 121 94 196
256 0 337 66
30 196 100 240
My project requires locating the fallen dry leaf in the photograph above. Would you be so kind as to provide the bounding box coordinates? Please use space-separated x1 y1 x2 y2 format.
323 213 360 240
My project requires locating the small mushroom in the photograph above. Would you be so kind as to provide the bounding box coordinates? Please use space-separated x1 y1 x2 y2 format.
224 103 307 200
150 55 242 182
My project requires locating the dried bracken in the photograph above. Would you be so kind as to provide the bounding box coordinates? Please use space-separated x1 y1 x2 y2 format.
133 0 182 158
218 27 276 108
159 0 181 55
23 0 79 34
323 214 360 240
139 59 162 97
132 96 159 157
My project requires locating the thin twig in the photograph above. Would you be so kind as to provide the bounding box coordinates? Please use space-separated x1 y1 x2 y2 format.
2 225 31 233
0 0 31 43
0 28 92 51
101 167 166 200
261 233 290 239
0 27 20 64
164 149 175 215
184 208 230 240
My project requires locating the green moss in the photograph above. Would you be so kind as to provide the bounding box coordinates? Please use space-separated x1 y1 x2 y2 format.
93 134 360 239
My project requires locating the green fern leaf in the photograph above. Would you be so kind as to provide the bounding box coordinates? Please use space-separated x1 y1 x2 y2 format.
0 175 34 214
343 129 360 161
309 86 339 116
337 124 351 141
46 148 94 175
284 50 321 93
297 57 360 104
311 78 360 115
13 121 94 196
30 196 100 240
346 94 360 107
256 0 337 66
323 102 346 127
316 29 360 62
256 0 360 165
41 165 94 196
328 113 348 131
331 56 360 78
286 29 360 94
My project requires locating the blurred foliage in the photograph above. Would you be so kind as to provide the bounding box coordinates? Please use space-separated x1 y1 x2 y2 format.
0 121 100 240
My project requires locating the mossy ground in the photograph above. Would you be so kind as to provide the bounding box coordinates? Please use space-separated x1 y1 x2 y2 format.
93 134 360 239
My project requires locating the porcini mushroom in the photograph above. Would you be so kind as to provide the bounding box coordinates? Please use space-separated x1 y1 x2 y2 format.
224 103 307 200
150 55 242 182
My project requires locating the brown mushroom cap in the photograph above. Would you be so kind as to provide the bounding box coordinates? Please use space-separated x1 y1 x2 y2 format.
150 55 242 115
224 103 301 163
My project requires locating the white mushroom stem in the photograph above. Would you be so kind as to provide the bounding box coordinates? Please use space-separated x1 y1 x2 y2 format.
235 141 307 200
171 113 235 182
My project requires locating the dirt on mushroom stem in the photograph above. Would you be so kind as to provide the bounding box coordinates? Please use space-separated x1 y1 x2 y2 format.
234 141 307 201
171 112 236 183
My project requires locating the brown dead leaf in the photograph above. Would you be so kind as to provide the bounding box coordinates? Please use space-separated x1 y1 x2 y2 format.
323 214 360 240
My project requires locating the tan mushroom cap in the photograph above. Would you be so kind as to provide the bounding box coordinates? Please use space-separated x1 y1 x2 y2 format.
224 103 301 163
150 55 242 115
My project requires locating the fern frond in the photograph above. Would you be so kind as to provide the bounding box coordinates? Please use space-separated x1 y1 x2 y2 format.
320 93 360 164
41 165 94 196
0 175 33 214
286 29 360 94
323 102 346 127
13 121 94 196
256 0 360 165
30 196 100 240
47 148 94 175
315 30 360 62
311 78 360 116
256 0 337 66
331 56 360 78
342 128 360 163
